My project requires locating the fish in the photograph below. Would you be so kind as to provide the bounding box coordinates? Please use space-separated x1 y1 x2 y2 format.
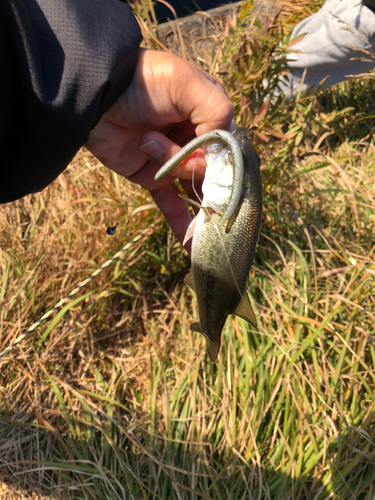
183 128 262 361
154 127 262 362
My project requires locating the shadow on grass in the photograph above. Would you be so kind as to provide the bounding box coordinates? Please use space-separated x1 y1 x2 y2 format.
1 351 375 500
0 412 332 500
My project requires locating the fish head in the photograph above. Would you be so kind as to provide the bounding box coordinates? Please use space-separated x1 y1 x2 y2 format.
232 127 261 173
201 141 233 214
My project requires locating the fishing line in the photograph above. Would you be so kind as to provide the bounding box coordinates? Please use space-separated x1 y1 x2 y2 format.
190 139 206 205
212 221 242 297
204 194 244 300
0 227 153 360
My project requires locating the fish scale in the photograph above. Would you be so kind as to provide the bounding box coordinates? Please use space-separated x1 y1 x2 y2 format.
184 127 262 361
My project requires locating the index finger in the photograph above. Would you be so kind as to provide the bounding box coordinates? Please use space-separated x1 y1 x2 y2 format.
149 183 195 252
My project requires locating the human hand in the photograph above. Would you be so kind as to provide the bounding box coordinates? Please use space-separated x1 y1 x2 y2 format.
85 48 235 250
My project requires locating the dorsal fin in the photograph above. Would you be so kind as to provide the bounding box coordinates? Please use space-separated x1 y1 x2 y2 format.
233 292 257 327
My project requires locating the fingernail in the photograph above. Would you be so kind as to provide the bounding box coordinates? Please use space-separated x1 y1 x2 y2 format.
140 141 164 161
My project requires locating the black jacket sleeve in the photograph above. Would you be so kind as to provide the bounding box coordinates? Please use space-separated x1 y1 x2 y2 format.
364 0 375 12
0 0 142 203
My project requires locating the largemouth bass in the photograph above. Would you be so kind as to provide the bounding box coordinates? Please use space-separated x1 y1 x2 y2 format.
155 128 262 361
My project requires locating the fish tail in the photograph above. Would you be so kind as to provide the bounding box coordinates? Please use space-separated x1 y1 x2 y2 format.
206 338 221 362
190 322 221 362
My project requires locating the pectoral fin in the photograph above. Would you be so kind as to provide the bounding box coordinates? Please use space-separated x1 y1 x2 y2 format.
184 269 196 292
233 292 257 328
183 218 197 246
190 322 220 362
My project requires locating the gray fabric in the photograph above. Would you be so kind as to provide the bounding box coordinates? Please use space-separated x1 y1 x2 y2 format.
279 0 375 97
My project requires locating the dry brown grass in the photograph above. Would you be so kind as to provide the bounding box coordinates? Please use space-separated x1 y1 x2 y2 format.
2 1 375 498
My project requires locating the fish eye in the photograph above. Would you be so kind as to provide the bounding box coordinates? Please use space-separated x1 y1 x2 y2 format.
207 143 226 154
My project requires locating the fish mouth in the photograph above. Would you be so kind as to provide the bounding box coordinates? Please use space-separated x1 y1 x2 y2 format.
154 129 244 223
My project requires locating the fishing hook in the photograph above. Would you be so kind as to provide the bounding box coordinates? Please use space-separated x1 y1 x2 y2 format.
106 222 119 235
154 130 244 223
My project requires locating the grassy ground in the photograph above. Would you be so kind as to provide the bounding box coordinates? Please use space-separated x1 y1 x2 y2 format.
1 1 375 498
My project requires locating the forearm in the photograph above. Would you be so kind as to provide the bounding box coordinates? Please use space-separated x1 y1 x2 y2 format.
0 0 142 203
